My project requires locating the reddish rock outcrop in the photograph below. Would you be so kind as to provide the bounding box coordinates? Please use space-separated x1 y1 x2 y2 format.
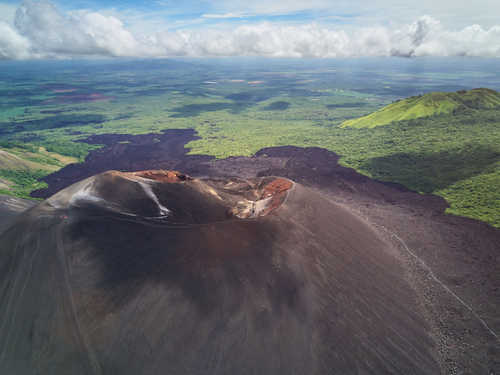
259 178 293 216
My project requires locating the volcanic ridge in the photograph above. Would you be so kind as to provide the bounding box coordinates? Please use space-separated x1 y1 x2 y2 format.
2 135 500 374
0 169 443 374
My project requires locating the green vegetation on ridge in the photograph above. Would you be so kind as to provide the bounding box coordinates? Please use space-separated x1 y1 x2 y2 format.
341 88 500 128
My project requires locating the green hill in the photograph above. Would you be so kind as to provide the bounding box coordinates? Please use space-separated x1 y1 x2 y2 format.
0 145 78 198
0 149 53 171
342 88 500 128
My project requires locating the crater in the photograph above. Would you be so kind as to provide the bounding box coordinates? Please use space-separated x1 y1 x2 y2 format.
49 169 294 223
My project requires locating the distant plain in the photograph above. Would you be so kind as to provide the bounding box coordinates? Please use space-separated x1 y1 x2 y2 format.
0 57 499 226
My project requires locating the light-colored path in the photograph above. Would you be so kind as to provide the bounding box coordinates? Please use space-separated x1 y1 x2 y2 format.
377 224 500 343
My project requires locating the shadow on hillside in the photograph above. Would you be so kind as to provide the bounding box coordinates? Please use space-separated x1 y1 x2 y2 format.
263 101 290 111
361 145 499 193
0 114 106 135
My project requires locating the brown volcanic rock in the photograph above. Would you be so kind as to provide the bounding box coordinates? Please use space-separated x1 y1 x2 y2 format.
0 170 440 374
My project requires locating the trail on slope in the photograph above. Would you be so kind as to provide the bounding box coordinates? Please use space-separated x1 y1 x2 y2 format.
377 224 500 343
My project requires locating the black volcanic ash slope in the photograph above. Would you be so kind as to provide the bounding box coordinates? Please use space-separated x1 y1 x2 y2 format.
0 170 440 374
0 194 36 234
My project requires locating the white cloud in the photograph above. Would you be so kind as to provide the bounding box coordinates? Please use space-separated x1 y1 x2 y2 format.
389 16 500 57
0 21 31 59
13 0 155 57
1 0 500 59
153 19 500 58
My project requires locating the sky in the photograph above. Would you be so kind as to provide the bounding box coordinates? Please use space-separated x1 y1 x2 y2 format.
0 0 499 59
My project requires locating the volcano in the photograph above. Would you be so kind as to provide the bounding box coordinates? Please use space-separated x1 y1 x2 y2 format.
0 170 442 374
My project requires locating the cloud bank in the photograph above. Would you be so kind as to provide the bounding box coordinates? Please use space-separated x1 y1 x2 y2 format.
1 0 499 60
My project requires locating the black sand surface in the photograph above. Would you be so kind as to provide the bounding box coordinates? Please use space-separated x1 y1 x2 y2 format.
3 129 499 373
0 194 35 234
1 171 440 374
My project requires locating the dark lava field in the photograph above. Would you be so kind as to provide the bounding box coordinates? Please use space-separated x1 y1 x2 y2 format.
1 129 499 374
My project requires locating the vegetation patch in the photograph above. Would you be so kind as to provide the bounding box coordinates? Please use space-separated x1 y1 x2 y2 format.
0 169 48 199
360 146 500 193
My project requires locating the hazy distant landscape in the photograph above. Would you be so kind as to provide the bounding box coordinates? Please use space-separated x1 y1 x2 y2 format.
1 57 499 226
